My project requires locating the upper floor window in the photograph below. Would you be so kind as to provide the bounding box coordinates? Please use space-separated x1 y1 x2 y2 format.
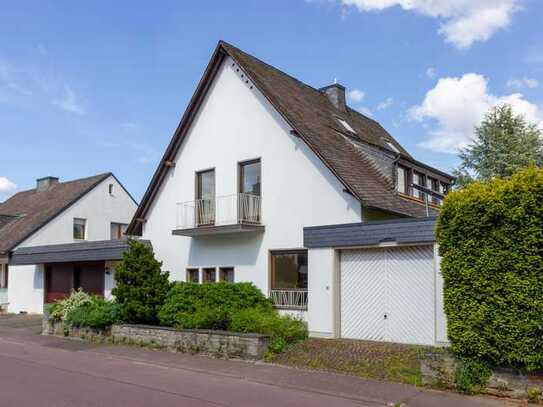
412 172 425 200
73 218 86 240
196 169 216 226
239 159 261 196
0 264 8 289
108 183 114 195
110 222 128 240
396 166 407 194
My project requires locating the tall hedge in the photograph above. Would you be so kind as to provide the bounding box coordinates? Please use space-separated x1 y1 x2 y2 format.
436 167 543 371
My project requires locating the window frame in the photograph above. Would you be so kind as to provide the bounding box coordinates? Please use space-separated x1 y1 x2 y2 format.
110 222 128 240
186 268 199 283
238 158 261 196
0 264 8 289
202 267 217 283
269 249 308 291
73 218 87 240
219 267 234 283
396 165 409 194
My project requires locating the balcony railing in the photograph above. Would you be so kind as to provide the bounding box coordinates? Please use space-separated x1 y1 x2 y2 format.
176 193 261 230
270 289 308 310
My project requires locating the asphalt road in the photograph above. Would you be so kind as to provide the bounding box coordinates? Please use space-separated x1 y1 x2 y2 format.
0 315 513 407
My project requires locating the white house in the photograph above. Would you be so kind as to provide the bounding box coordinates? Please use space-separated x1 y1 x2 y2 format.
0 173 137 314
127 41 454 345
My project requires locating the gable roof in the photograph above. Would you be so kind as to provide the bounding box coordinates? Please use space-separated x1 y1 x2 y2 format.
127 41 452 234
0 173 111 254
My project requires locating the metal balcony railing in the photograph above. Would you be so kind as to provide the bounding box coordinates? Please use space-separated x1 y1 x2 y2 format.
270 289 308 310
176 193 261 229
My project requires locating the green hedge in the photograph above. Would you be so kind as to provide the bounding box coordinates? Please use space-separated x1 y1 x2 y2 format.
158 282 272 328
436 167 543 371
65 297 121 330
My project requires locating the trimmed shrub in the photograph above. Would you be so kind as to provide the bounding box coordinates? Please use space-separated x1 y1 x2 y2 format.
158 282 272 328
229 308 308 353
48 289 93 322
437 167 543 371
112 240 171 325
65 297 121 330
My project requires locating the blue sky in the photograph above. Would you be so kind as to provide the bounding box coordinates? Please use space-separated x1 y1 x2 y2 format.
1 0 542 201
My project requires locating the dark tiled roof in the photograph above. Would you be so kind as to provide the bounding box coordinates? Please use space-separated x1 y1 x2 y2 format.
0 173 111 254
221 42 445 217
128 41 451 234
10 239 152 265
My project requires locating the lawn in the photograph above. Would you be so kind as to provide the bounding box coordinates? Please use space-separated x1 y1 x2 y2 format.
269 338 433 386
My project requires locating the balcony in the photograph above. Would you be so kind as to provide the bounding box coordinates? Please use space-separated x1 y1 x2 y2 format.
270 289 308 311
173 193 264 237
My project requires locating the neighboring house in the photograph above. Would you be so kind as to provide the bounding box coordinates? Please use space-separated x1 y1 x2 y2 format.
0 173 138 314
127 41 454 345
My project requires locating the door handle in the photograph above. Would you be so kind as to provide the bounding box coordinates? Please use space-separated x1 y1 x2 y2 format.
384 314 388 320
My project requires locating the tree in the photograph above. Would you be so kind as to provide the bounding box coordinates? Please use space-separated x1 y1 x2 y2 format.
112 240 171 325
454 104 543 187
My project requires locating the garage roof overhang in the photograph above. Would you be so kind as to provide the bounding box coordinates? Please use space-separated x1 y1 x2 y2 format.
303 217 437 249
10 239 151 266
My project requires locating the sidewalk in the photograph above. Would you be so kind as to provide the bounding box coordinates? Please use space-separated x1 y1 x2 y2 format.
0 315 520 407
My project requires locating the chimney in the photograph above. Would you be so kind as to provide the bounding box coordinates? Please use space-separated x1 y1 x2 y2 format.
320 83 346 112
36 176 59 192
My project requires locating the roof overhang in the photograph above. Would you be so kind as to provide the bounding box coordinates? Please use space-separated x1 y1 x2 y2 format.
303 217 437 249
10 239 150 266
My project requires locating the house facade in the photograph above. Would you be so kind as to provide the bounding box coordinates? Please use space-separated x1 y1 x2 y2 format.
127 41 454 345
0 173 137 314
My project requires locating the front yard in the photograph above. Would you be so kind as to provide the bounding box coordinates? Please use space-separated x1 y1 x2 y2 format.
269 338 430 386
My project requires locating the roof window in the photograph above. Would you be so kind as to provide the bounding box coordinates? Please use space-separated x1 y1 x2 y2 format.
336 117 356 134
386 141 400 153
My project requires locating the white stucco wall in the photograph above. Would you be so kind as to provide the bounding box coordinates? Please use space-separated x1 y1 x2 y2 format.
142 56 362 333
307 248 338 338
8 176 137 314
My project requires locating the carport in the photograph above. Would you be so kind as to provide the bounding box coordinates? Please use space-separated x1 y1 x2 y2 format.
304 217 448 346
10 240 134 304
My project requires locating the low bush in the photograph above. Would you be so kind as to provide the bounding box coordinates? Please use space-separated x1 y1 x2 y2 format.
229 308 308 353
48 289 93 322
454 358 491 394
65 297 121 330
158 282 272 327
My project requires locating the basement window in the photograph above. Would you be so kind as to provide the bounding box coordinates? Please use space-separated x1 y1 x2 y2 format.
336 117 356 134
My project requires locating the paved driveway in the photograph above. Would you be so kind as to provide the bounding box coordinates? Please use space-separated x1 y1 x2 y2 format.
0 315 518 407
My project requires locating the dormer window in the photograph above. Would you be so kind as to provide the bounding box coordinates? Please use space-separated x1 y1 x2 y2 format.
336 117 356 134
396 164 450 206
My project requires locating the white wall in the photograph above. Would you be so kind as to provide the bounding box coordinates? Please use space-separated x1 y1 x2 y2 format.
8 175 137 314
104 260 119 300
142 56 362 332
307 248 338 338
434 244 448 344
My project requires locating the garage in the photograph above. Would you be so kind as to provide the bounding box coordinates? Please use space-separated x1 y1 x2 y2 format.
340 245 436 345
304 217 447 345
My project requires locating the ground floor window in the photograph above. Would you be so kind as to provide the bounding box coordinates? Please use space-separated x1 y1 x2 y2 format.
186 268 199 283
202 267 216 283
0 264 7 289
219 267 234 283
270 250 308 310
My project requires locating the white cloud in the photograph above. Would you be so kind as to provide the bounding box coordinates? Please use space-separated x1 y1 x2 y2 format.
338 0 521 48
409 73 543 153
376 97 393 110
426 67 436 79
357 106 373 117
0 177 17 194
53 85 85 115
348 89 365 102
506 77 539 90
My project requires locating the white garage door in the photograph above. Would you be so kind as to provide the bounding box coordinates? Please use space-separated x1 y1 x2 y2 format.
340 245 436 345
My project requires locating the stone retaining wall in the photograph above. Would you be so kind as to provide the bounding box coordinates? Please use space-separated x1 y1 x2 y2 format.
43 316 269 360
421 350 543 401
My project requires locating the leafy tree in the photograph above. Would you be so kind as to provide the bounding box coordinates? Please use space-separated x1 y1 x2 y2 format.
112 240 171 325
454 105 542 187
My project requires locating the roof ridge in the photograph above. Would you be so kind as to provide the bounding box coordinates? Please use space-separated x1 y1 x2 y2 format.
10 172 111 195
